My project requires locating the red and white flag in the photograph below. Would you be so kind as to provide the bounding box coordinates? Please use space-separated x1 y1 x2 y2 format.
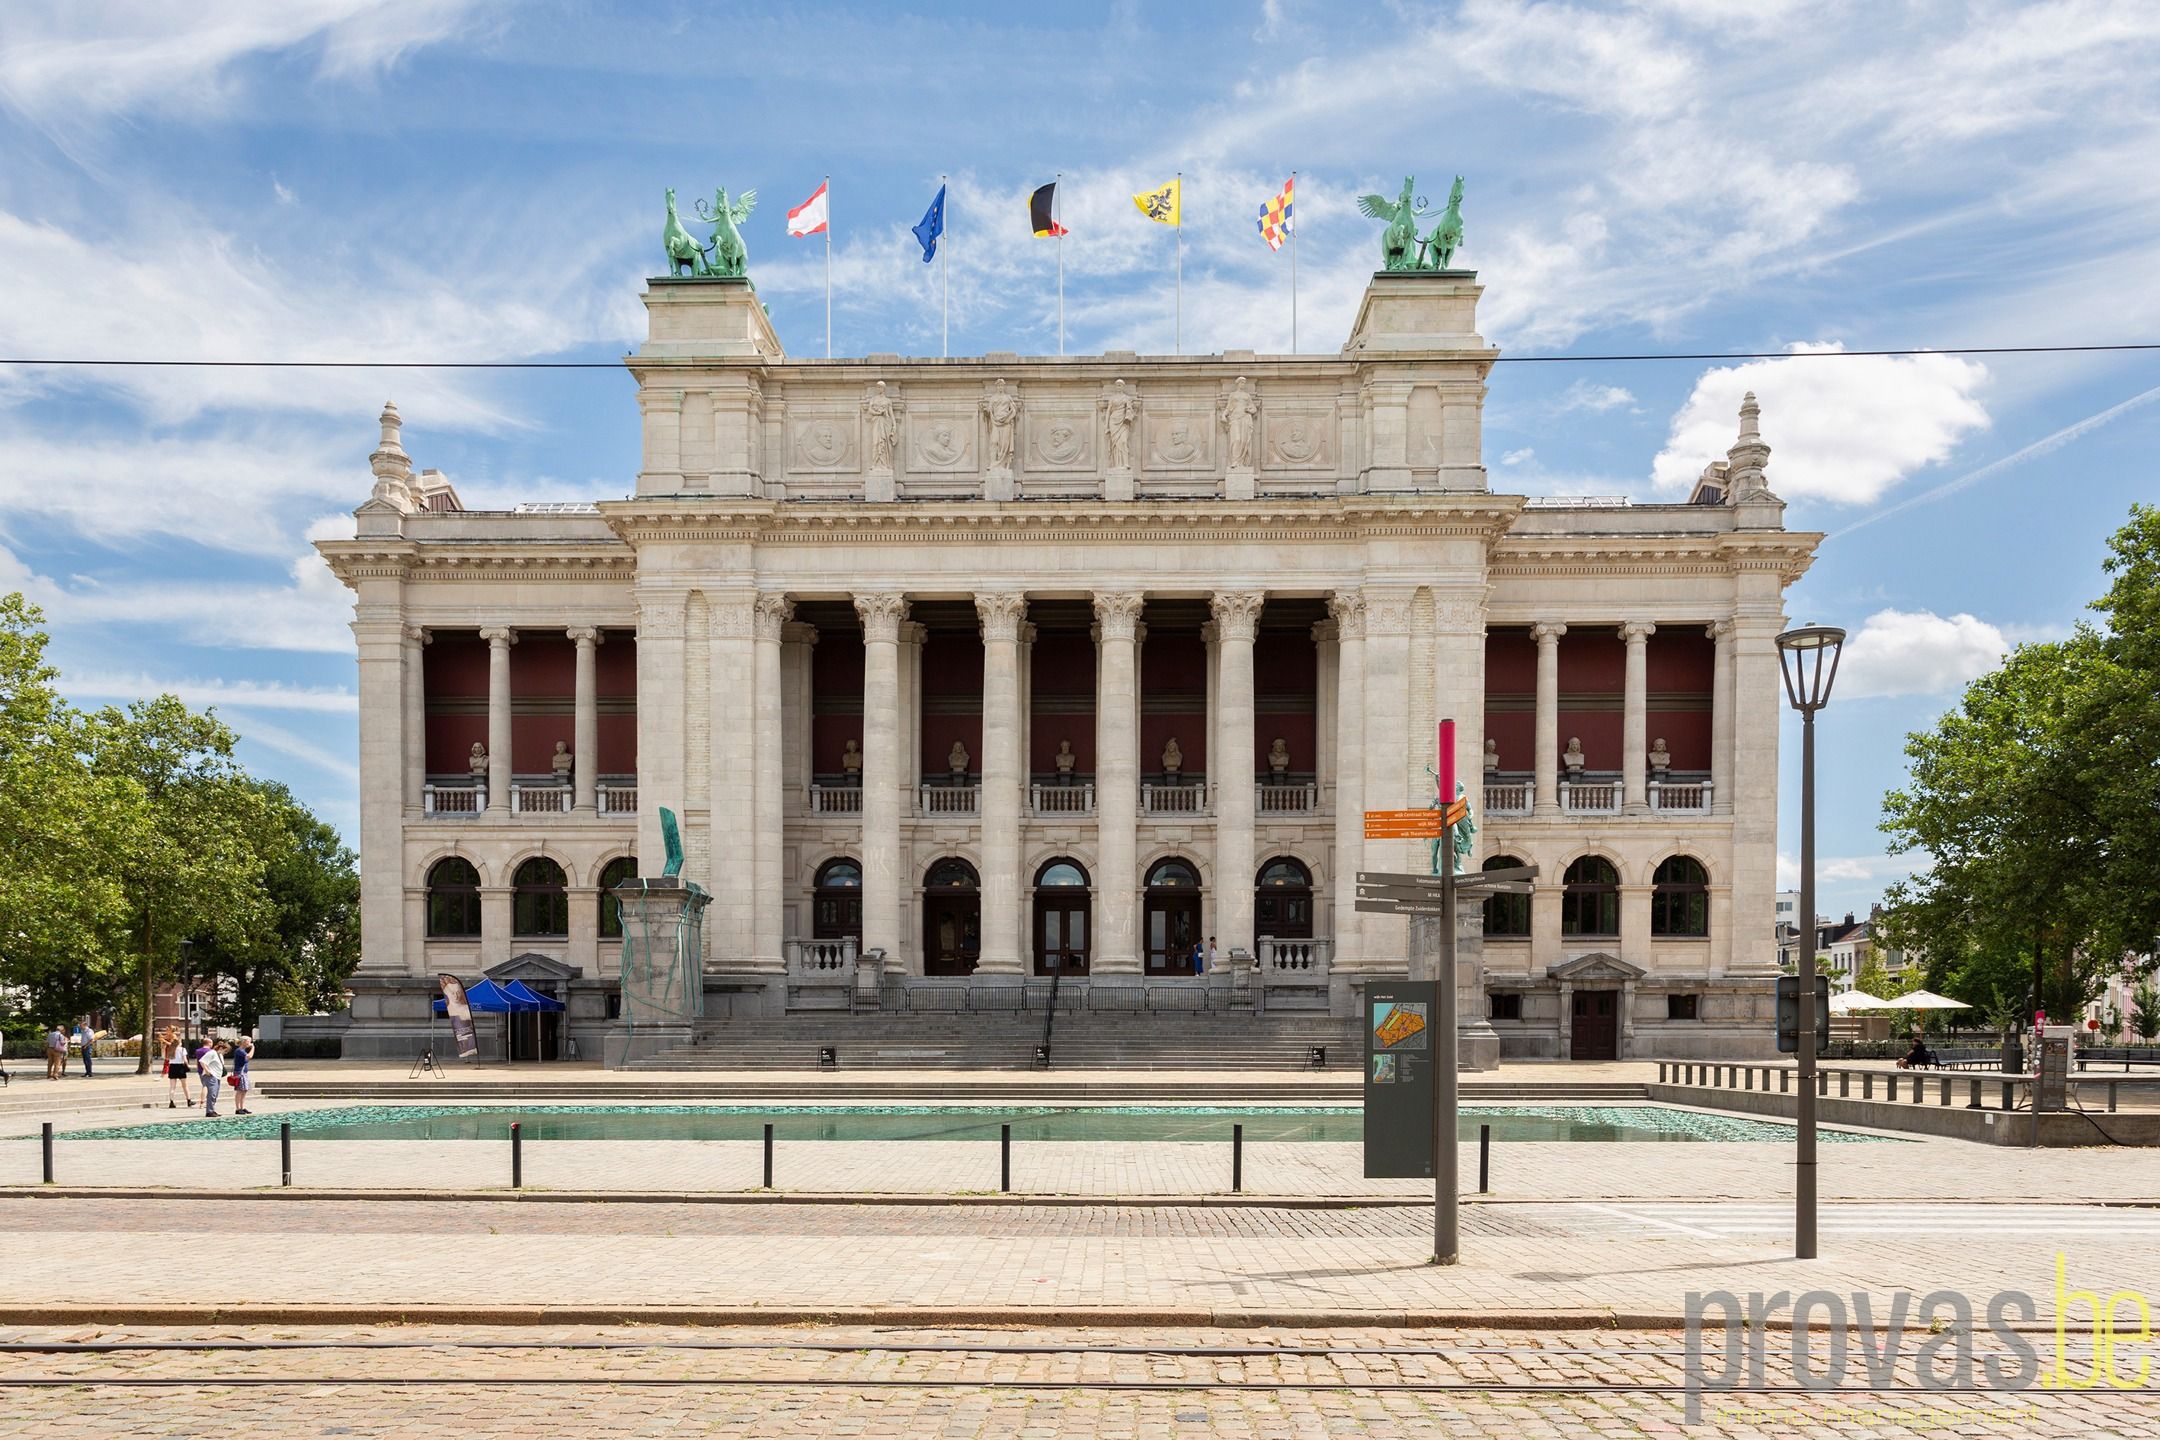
787 181 830 237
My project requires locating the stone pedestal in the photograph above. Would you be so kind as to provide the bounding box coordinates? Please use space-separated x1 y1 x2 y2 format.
1224 466 1256 501
1104 466 1135 502
1405 909 1501 1072
866 466 896 502
985 467 1015 502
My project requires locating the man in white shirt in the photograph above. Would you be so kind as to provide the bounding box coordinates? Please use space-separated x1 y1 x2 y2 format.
199 1041 226 1119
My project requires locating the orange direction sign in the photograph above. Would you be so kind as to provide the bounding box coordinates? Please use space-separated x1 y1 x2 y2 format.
1363 809 1446 840
1442 798 1470 827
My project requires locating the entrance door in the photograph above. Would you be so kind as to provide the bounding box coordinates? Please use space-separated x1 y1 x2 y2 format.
1570 989 1619 1060
923 893 981 975
1145 894 1201 974
1035 898 1090 976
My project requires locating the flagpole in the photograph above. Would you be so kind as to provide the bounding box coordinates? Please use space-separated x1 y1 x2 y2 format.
1055 171 1064 357
1289 170 1298 355
1174 171 1182 356
823 174 832 359
940 172 949 358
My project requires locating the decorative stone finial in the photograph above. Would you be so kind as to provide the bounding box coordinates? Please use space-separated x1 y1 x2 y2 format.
368 400 415 511
1725 391 1774 501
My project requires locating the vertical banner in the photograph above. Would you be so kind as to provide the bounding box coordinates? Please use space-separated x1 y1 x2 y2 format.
1364 980 1438 1178
438 974 478 1059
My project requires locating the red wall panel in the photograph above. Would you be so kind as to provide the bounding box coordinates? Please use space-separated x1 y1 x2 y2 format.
1559 629 1625 693
810 631 865 774
1648 628 1715 691
1484 629 1536 694
1141 630 1206 776
1555 708 1624 770
1029 631 1096 772
1484 708 1535 771
919 630 984 778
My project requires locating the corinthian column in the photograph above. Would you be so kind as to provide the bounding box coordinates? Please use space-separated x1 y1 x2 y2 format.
1328 592 1366 971
752 596 793 973
1211 590 1267 957
1621 620 1655 814
1092 591 1145 973
1532 621 1565 816
480 626 515 812
977 592 1028 974
568 626 601 811
855 593 909 969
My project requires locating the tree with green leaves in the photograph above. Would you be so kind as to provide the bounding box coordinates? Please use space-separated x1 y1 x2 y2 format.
1851 952 1893 999
2133 981 2160 1046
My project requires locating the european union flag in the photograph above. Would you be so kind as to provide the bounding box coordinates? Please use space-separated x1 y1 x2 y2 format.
912 184 946 263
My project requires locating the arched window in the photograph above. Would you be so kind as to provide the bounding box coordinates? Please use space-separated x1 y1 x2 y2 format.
426 857 481 939
1035 858 1090 888
814 857 862 940
1145 857 1201 889
597 856 639 940
1255 856 1313 940
926 857 980 891
512 857 569 938
1651 855 1710 938
1481 854 1532 938
1561 856 1620 938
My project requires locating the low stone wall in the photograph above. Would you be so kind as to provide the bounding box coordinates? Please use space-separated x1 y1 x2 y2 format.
1648 1081 2160 1147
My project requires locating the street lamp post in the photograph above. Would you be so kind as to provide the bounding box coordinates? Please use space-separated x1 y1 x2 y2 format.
1776 622 1844 1261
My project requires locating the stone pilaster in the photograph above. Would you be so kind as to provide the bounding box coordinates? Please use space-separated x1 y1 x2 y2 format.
750 596 793 973
480 627 515 813
1211 590 1266 956
1430 584 1488 798
1091 591 1145 974
708 594 757 965
633 587 689 896
1327 592 1366 972
1727 598 1786 976
1620 621 1655 814
569 626 601 811
1360 588 1416 967
855 593 910 971
356 611 407 973
1532 621 1565 816
977 593 1028 973
1709 620 1735 817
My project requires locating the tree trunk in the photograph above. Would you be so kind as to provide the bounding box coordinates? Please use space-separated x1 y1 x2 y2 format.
136 912 154 1075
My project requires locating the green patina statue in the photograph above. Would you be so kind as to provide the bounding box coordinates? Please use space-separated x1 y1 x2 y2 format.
1421 776 1477 877
660 806 685 877
1358 174 1467 272
662 189 711 277
696 186 757 279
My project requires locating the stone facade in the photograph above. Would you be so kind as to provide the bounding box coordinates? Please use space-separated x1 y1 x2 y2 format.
316 271 1816 1062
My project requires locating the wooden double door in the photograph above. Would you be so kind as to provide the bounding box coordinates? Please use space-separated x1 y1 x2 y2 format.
923 892 980 976
1144 893 1202 975
1034 893 1090 976
1570 989 1619 1060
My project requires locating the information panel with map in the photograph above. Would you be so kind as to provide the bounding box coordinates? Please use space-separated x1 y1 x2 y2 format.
1364 981 1437 1178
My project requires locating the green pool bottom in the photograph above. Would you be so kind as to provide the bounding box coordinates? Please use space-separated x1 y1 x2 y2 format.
66 1103 1898 1145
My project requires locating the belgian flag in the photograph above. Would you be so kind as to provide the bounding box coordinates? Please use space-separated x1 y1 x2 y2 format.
1030 182 1068 238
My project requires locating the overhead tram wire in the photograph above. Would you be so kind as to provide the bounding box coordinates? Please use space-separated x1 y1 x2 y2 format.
4 342 2158 370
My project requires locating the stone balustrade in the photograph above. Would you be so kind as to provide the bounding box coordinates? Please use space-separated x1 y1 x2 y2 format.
597 784 639 815
808 783 863 816
1255 781 1317 816
422 784 483 816
1650 779 1713 812
1560 779 1621 815
1483 780 1532 817
511 783 572 814
1141 782 1209 817
918 782 981 817
1030 782 1095 817
1256 935 1332 1011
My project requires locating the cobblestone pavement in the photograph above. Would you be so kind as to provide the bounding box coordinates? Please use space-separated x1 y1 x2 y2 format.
0 1325 2154 1439
4 1196 2158 1323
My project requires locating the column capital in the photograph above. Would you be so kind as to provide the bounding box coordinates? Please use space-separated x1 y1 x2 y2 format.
783 620 820 647
479 626 516 647
1620 620 1657 643
403 625 431 646
1091 590 1146 640
1706 619 1735 642
975 591 1029 642
565 625 602 646
1327 590 1367 639
753 593 795 642
853 592 910 642
1310 619 1338 644
1210 589 1267 641
1532 620 1567 643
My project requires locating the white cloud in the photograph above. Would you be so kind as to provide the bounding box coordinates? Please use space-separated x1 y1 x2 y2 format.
30 551 356 654
1777 850 1925 891
1834 608 2014 700
1650 345 1990 505
1555 381 1637 414
61 672 357 713
230 715 359 784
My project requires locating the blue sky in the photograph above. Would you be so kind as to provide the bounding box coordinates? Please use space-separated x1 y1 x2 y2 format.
3 0 2158 922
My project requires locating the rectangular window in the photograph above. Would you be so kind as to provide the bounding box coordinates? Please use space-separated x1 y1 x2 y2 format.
1667 993 1700 1021
1489 992 1522 1020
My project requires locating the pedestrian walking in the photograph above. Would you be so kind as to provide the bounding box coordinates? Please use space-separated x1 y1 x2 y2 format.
199 1040 227 1119
45 1025 67 1081
1205 935 1218 974
0 1029 10 1086
229 1035 256 1116
160 1027 193 1109
73 1020 95 1077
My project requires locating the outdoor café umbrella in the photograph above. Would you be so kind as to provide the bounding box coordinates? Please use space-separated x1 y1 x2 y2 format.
1828 989 1892 1014
1886 990 1971 1011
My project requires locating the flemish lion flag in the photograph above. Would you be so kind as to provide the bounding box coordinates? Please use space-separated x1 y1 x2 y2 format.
1132 178 1180 226
1029 182 1067 237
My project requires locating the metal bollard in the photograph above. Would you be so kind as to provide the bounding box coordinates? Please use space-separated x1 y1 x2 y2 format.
762 1123 774 1189
41 1123 53 1185
1000 1123 1011 1193
280 1122 292 1187
1232 1123 1243 1193
510 1121 522 1189
1478 1123 1491 1194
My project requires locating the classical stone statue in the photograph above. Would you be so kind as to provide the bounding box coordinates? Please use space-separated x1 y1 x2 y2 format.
1161 737 1183 776
982 381 1018 471
695 186 757 279
948 739 970 777
1649 736 1671 774
468 742 488 779
1356 177 1423 271
552 739 573 784
1484 737 1500 773
840 738 862 778
1055 739 1076 778
1562 736 1585 775
1267 737 1290 776
1102 381 1137 470
662 188 711 277
864 382 900 472
1219 378 1258 470
1418 176 1466 270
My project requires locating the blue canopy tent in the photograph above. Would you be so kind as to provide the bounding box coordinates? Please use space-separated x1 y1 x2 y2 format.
432 978 565 1063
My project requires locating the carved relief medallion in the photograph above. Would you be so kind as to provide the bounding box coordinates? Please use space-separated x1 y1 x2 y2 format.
792 416 856 470
912 416 972 469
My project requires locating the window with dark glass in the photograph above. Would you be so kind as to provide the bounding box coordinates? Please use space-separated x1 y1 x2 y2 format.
597 855 639 940
1560 856 1620 938
1490 992 1523 1020
1254 856 1312 939
1036 859 1090 889
1667 993 1700 1020
1651 856 1710 938
926 858 980 891
512 857 569 938
426 857 482 939
1480 854 1532 938
814 857 863 940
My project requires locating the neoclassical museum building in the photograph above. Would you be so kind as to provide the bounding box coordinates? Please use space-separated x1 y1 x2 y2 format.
316 268 1817 1063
